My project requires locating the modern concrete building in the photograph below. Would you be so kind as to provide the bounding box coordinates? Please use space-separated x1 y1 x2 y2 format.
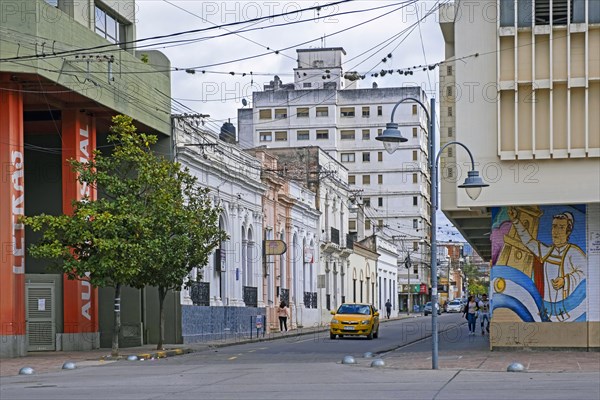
237 48 431 254
439 1 599 349
1 0 171 357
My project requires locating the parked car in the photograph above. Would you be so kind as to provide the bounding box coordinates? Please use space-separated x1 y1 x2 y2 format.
423 302 441 316
330 303 380 340
447 299 463 313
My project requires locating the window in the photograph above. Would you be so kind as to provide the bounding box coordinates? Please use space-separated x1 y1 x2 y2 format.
413 219 418 229
378 152 383 162
44 0 58 6
340 107 355 117
362 130 370 140
363 197 371 207
348 175 356 185
413 173 418 184
378 220 384 229
378 197 383 207
448 127 453 137
448 106 453 117
365 220 371 231
275 131 287 141
341 153 355 163
413 196 418 206
377 129 382 136
362 107 370 117
259 109 272 119
412 150 418 161
259 132 272 142
446 86 453 97
378 174 383 184
296 108 309 118
349 220 357 231
303 82 312 88
448 147 454 157
316 107 329 117
297 130 309 140
447 65 453 76
413 127 418 138
412 105 417 115
95 4 125 45
377 106 383 116
447 167 454 178
274 109 287 119
413 242 419 251
316 130 329 140
340 130 355 140
362 175 371 185
362 152 370 162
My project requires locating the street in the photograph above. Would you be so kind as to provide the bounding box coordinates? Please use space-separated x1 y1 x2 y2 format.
1 313 598 400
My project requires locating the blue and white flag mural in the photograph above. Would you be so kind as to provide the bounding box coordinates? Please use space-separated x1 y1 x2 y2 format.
491 205 587 323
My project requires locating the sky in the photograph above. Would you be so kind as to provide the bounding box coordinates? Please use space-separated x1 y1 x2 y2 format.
134 0 462 241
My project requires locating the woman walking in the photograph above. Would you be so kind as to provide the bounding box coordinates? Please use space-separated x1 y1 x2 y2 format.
463 295 478 336
277 301 289 332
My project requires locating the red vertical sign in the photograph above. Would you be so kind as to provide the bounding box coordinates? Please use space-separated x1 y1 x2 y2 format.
0 83 26 342
62 110 98 335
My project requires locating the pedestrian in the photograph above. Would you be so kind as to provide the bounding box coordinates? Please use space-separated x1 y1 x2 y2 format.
385 299 392 319
478 293 490 335
277 300 289 332
463 295 478 336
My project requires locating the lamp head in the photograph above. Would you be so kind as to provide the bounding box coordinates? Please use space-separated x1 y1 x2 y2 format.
458 170 489 200
375 122 408 154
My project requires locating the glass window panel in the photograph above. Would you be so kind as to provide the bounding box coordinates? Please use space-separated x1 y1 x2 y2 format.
500 0 515 27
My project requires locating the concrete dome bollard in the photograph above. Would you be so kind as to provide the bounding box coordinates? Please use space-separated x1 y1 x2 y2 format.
507 362 526 372
127 355 139 361
341 355 357 364
62 362 76 370
363 352 374 358
370 359 385 368
18 367 34 375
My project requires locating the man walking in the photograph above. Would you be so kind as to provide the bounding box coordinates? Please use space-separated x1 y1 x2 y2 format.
385 299 392 319
478 294 490 335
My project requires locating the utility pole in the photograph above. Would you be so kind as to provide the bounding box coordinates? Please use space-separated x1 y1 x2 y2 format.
405 255 412 315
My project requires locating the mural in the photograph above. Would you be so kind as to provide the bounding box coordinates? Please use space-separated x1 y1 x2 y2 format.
490 205 587 322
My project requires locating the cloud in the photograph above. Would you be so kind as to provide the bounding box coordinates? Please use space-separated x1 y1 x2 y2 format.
135 0 445 123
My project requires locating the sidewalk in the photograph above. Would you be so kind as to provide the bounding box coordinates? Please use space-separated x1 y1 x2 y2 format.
1 314 598 377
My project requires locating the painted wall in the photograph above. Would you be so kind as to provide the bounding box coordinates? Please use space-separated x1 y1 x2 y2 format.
490 204 599 348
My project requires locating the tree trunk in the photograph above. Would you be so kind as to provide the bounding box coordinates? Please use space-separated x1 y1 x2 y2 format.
112 283 122 357
157 286 167 350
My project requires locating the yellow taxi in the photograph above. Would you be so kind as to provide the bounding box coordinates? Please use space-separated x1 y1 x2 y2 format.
329 303 380 340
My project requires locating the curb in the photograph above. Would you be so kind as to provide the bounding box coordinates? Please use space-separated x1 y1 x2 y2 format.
134 348 191 360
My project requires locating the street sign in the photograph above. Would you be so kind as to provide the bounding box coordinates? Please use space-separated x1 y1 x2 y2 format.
264 240 287 255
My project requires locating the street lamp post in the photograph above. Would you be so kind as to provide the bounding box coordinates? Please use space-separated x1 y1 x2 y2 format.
376 97 488 370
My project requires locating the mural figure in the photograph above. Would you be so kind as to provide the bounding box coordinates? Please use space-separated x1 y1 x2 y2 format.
507 208 586 321
491 205 587 323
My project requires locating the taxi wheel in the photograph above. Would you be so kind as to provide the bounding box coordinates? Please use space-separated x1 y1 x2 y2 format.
373 327 379 339
330 333 336 340
366 330 374 340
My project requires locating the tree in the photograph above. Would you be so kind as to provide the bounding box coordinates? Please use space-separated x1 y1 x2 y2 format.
462 262 488 296
23 115 226 355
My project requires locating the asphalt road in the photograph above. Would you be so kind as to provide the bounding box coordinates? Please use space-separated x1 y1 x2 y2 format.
2 313 598 400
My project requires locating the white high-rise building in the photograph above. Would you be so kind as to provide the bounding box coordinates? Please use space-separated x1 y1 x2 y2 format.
238 48 431 254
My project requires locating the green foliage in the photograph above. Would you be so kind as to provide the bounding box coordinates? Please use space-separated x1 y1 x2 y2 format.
462 262 488 296
140 54 149 64
22 115 227 291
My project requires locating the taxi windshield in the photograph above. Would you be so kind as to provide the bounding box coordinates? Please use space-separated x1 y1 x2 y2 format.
337 304 371 315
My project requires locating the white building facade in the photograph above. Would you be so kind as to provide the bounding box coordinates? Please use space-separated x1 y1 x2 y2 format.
173 117 265 310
